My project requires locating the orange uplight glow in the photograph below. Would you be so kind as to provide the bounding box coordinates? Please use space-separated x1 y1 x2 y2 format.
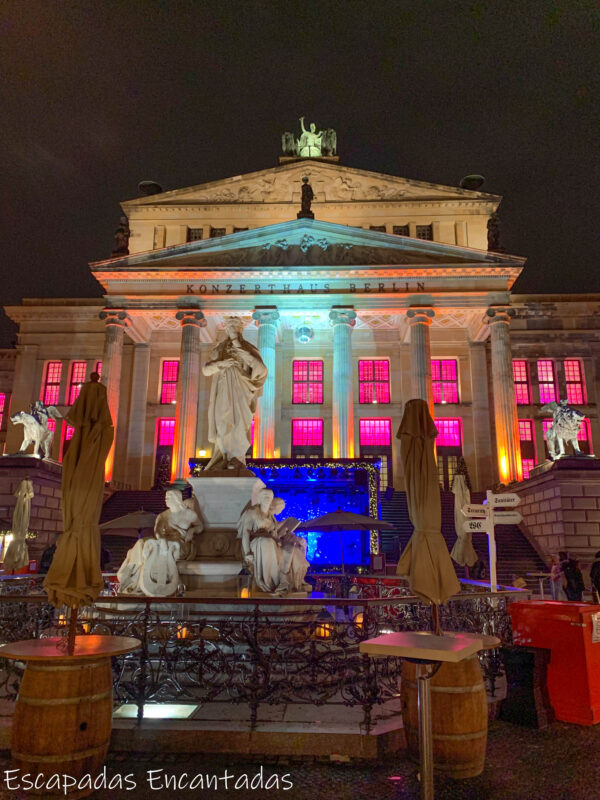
499 452 509 483
104 446 114 483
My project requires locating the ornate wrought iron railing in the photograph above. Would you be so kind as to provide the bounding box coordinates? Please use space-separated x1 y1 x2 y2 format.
0 586 526 732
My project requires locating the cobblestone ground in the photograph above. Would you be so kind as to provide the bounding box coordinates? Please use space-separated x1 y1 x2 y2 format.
0 719 598 800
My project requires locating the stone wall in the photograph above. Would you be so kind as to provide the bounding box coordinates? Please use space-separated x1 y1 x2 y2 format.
516 457 600 565
0 457 63 562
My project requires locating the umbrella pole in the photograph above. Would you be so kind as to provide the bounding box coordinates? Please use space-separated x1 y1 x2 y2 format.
67 606 78 655
431 604 441 636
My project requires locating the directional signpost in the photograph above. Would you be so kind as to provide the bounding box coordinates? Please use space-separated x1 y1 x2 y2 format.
462 490 522 592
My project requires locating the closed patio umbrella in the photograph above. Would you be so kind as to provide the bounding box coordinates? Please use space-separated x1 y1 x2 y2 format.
450 472 478 569
100 509 157 536
396 399 460 630
44 375 113 615
3 479 34 571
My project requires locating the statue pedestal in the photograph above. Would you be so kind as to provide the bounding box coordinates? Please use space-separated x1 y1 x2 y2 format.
297 210 315 220
188 476 256 530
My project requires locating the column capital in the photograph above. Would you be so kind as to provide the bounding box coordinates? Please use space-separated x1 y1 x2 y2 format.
329 307 356 327
252 306 280 326
99 309 130 328
406 307 435 326
485 306 515 326
176 309 207 327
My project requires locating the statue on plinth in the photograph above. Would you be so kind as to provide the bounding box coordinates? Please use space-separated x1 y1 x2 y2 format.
111 215 130 257
281 117 337 158
202 317 267 471
237 481 310 595
297 176 315 219
541 400 588 460
10 402 62 459
154 489 204 560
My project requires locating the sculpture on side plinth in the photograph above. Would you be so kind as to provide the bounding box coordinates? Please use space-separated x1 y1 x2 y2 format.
111 215 130 257
297 176 315 220
541 400 588 460
154 489 204 560
237 481 310 595
10 402 62 459
202 317 267 471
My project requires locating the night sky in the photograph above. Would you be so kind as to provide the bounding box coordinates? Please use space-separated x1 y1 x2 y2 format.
1 0 599 346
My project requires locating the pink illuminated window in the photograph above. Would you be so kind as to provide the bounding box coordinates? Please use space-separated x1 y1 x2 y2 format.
64 425 75 441
0 393 5 429
512 360 531 405
47 419 56 433
359 418 392 446
565 360 586 405
291 419 323 446
537 360 557 403
68 361 87 405
521 459 535 479
160 360 179 404
578 419 590 442
434 418 462 447
250 418 255 445
518 419 534 441
157 418 175 446
431 360 459 404
358 360 390 404
292 360 323 404
42 362 62 405
95 361 102 377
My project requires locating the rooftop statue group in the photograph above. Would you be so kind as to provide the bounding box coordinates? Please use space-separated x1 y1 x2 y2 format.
117 482 309 597
282 116 337 158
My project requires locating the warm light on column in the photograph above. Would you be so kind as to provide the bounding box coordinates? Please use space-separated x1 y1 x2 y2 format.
330 307 357 459
486 307 522 484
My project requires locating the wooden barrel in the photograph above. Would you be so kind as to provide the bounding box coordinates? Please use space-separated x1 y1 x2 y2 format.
401 655 488 779
11 656 113 797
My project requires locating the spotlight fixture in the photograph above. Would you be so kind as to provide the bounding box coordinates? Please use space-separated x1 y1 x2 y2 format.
295 323 314 344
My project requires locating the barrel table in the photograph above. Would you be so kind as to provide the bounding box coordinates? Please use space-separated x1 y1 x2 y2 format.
0 636 140 799
360 631 489 800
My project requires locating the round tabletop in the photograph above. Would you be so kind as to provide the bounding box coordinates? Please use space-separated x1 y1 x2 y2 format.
0 635 141 661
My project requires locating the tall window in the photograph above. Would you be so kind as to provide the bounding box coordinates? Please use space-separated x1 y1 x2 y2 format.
512 360 531 405
292 361 323 404
537 360 557 403
95 360 102 377
160 360 179 404
359 418 393 490
42 362 62 405
210 227 226 238
154 418 175 487
187 228 203 242
434 418 462 490
291 419 323 458
564 360 586 405
416 224 433 240
358 360 390 404
157 418 175 446
431 360 459 404
518 419 536 479
393 225 409 236
0 393 5 429
68 361 87 405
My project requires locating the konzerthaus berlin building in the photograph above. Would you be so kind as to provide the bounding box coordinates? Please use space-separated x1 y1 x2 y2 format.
1 149 598 496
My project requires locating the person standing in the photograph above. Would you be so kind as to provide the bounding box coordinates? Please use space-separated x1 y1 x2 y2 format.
560 551 585 601
550 554 567 600
590 551 600 604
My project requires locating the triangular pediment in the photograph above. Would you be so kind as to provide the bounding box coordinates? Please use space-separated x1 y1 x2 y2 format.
93 218 523 271
122 160 499 208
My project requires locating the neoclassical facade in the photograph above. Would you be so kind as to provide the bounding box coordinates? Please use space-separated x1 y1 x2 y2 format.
2 158 599 493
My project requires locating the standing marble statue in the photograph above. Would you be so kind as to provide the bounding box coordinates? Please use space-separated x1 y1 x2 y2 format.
297 116 323 157
202 317 267 470
237 481 310 595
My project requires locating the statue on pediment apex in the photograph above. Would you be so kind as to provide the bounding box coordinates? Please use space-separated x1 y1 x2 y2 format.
281 117 337 158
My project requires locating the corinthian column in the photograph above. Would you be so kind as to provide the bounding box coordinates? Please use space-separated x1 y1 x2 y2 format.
406 307 435 413
99 309 130 481
485 307 522 483
171 310 206 482
329 307 357 458
252 307 280 458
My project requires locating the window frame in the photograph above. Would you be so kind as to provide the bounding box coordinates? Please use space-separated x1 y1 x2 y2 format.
160 360 179 405
537 359 557 404
292 360 324 405
68 361 87 405
512 360 531 405
41 361 63 405
358 359 390 404
431 359 459 404
564 359 587 405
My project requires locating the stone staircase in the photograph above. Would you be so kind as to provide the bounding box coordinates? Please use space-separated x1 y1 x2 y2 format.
380 488 548 590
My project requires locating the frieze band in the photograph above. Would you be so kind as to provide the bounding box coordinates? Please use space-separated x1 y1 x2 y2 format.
185 280 427 295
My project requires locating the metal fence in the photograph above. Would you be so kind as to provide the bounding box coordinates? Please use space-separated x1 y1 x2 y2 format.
0 580 526 732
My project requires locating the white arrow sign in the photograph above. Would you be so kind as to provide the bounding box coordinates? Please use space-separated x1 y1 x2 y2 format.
462 503 489 517
463 518 491 533
487 492 521 507
493 510 523 526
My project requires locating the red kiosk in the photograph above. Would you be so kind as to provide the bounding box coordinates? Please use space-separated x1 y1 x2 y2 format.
509 600 600 725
